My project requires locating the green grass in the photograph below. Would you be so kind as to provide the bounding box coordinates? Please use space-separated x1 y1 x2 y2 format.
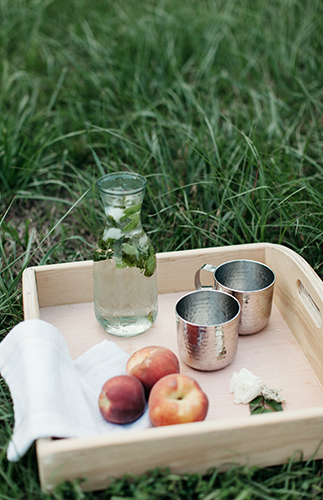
1 0 323 497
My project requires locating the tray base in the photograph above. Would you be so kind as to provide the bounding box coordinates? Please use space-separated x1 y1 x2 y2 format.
40 291 323 423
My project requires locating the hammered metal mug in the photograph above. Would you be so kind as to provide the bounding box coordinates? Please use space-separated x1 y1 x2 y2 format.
194 259 275 335
176 289 241 371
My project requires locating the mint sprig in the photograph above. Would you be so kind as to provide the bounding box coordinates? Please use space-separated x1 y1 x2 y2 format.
249 395 283 415
93 236 156 277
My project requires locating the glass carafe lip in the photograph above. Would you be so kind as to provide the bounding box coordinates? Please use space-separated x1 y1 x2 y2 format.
98 172 147 196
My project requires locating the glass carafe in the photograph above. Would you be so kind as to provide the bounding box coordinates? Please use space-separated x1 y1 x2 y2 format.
93 172 158 337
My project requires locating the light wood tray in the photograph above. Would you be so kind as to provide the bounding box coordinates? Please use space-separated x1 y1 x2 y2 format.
22 243 323 492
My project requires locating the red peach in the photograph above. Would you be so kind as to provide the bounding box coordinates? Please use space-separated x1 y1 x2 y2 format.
126 346 180 397
98 375 145 424
148 373 209 427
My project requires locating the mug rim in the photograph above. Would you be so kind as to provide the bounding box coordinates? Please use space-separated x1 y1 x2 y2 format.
214 259 275 294
175 289 241 327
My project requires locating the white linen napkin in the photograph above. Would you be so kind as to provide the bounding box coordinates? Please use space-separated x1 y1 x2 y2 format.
0 319 151 462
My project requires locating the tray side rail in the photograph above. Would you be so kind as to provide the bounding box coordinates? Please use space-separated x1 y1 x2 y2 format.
265 244 323 385
23 243 267 308
22 267 40 320
36 408 323 493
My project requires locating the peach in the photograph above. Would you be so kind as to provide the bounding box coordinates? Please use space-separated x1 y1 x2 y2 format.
126 346 180 396
148 373 209 427
98 375 145 424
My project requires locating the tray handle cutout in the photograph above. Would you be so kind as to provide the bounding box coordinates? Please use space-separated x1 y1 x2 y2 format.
297 279 322 328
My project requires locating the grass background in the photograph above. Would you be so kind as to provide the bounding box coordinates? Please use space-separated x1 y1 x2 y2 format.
1 0 323 497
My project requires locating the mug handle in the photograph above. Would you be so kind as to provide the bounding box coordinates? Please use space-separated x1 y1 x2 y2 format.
194 264 217 290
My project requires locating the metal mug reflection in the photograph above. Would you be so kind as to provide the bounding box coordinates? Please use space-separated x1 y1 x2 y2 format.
176 290 241 371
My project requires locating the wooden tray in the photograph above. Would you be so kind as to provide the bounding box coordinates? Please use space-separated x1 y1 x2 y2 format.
22 243 323 492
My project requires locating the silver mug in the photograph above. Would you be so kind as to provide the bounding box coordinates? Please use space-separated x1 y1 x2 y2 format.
176 289 241 371
195 259 275 335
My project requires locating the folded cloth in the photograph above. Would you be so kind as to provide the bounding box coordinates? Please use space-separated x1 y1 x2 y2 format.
0 319 151 462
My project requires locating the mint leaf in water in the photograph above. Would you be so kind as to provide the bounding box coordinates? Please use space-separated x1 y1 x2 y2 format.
119 204 141 221
106 215 118 227
94 234 156 277
121 240 156 276
93 249 110 262
123 214 140 232
121 242 137 257
144 246 156 277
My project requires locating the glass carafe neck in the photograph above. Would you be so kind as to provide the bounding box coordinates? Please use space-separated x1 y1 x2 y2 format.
98 172 146 235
